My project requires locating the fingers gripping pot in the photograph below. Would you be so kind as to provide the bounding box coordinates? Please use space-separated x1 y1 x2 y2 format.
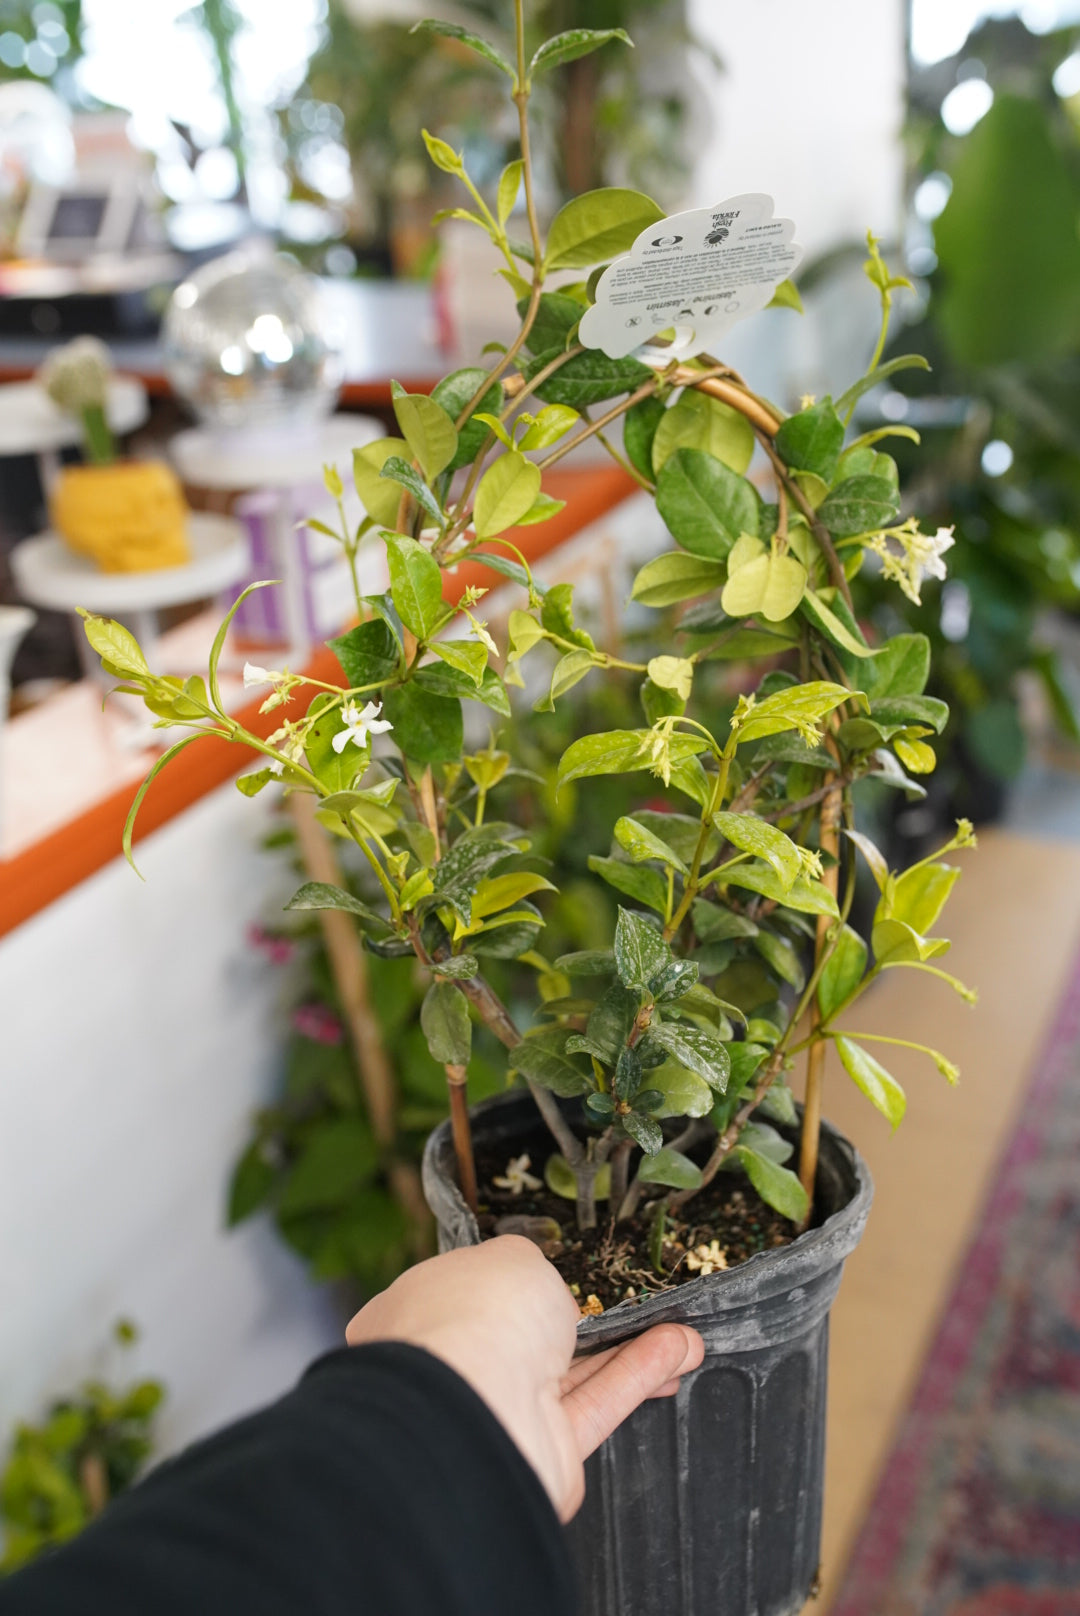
423 1091 872 1616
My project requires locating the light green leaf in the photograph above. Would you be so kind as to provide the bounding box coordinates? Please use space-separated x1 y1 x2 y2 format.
646 1060 714 1119
497 158 523 225
885 861 960 935
646 655 694 703
615 815 689 875
473 450 542 538
122 735 202 876
529 26 632 79
652 389 755 476
834 354 931 419
518 404 580 451
354 437 411 526
637 1147 702 1190
845 828 889 889
428 639 487 686
721 535 807 623
515 492 567 526
834 1035 906 1128
421 128 463 174
384 533 445 641
871 916 951 964
544 187 663 270
766 278 804 313
535 648 596 712
713 811 801 889
802 589 875 657
817 924 868 1021
79 612 149 679
733 1146 809 1222
557 728 708 789
655 447 760 558
391 383 458 481
718 861 840 918
631 550 725 607
470 871 556 920
732 679 856 745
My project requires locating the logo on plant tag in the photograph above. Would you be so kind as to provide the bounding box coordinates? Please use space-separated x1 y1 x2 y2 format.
578 193 801 362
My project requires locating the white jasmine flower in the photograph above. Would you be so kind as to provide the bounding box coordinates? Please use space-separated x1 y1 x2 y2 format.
465 610 499 656
492 1153 542 1195
685 1239 728 1277
331 699 394 754
867 522 955 605
244 662 282 689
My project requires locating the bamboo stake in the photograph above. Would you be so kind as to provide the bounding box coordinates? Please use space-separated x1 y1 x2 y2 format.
797 772 844 1219
289 793 431 1255
445 1063 478 1213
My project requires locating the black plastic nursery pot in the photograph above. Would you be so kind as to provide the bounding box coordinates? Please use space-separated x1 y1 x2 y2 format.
423 1090 873 1616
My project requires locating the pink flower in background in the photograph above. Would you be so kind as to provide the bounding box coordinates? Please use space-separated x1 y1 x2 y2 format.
291 1003 345 1045
247 924 296 965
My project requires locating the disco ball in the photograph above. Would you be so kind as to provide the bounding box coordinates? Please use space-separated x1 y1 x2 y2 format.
162 249 345 430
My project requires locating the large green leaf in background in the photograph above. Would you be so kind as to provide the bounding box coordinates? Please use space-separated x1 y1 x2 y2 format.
934 94 1080 366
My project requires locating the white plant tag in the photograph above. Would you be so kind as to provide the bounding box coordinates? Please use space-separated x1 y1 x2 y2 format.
577 194 802 362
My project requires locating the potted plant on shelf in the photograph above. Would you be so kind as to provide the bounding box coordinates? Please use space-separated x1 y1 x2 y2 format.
78 7 977 1611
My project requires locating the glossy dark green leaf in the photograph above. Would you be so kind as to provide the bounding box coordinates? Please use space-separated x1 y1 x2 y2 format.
774 399 844 482
733 1145 808 1222
285 881 389 932
656 448 760 559
510 1027 590 1095
818 475 900 538
622 1111 663 1155
420 981 472 1065
526 346 653 408
529 26 631 78
382 683 463 763
431 368 505 472
637 1147 702 1190
328 618 401 689
623 394 665 482
648 1022 730 1091
613 906 669 991
384 533 446 641
588 856 668 915
516 291 584 355
410 19 513 77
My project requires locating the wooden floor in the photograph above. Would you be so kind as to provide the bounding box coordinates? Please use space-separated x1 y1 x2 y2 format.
811 827 1080 1609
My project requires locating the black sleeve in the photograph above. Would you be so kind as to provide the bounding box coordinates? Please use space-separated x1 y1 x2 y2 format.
0 1343 576 1616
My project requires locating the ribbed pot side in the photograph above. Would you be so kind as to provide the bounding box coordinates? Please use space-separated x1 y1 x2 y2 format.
422 1091 873 1616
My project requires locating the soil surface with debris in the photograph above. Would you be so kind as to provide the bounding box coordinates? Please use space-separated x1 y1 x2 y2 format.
474 1141 798 1316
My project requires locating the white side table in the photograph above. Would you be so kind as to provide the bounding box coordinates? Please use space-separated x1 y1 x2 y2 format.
11 512 248 681
0 377 149 493
170 413 382 653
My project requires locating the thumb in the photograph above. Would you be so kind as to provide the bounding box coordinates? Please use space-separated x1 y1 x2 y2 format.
562 1323 703 1461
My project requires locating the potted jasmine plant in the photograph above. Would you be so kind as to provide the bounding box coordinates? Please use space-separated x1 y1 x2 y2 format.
79 7 976 1611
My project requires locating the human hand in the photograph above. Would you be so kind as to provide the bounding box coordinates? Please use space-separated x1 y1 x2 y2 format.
345 1235 704 1521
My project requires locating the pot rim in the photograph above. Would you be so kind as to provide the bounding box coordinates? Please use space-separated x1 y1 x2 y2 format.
422 1089 874 1342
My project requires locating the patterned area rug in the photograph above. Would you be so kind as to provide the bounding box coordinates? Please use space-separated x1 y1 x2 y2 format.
830 955 1080 1615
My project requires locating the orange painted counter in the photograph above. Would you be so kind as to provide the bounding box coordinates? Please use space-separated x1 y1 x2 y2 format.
0 465 636 939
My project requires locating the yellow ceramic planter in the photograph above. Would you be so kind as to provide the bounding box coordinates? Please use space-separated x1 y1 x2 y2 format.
51 461 190 573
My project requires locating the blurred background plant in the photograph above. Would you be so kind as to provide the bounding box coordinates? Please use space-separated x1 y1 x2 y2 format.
846 12 1080 836
0 1322 163 1574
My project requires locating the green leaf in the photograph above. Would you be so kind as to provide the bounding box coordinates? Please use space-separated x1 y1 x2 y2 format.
431 369 505 472
383 533 445 641
719 862 840 918
329 618 401 688
656 448 760 559
637 1147 702 1190
414 662 510 716
818 924 868 1021
818 475 900 538
529 26 632 79
303 692 367 794
428 639 487 686
380 456 445 530
833 354 930 420
410 19 514 79
235 768 275 797
518 406 580 455
691 898 758 943
535 648 596 712
646 655 694 703
421 129 463 174
802 590 875 657
871 916 950 965
558 728 708 788
845 827 889 889
278 1117 379 1214
526 346 653 408
630 550 725 608
227 1140 276 1224
648 1022 729 1091
613 906 669 991
858 633 930 700
623 394 665 483
515 492 567 527
420 981 472 1066
516 291 584 354
774 399 845 482
391 383 458 481
834 1035 906 1128
767 278 803 312
510 1027 590 1096
469 871 555 921
886 861 960 935
497 159 522 225
646 1060 715 1119
733 679 856 745
713 811 801 889
545 187 663 270
120 735 203 876
870 695 948 735
623 1112 664 1155
539 580 595 651
733 1146 808 1222
753 931 805 991
353 438 411 526
285 882 388 931
652 390 755 477
588 855 669 915
79 612 149 679
473 450 542 538
382 683 462 764
615 816 689 875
